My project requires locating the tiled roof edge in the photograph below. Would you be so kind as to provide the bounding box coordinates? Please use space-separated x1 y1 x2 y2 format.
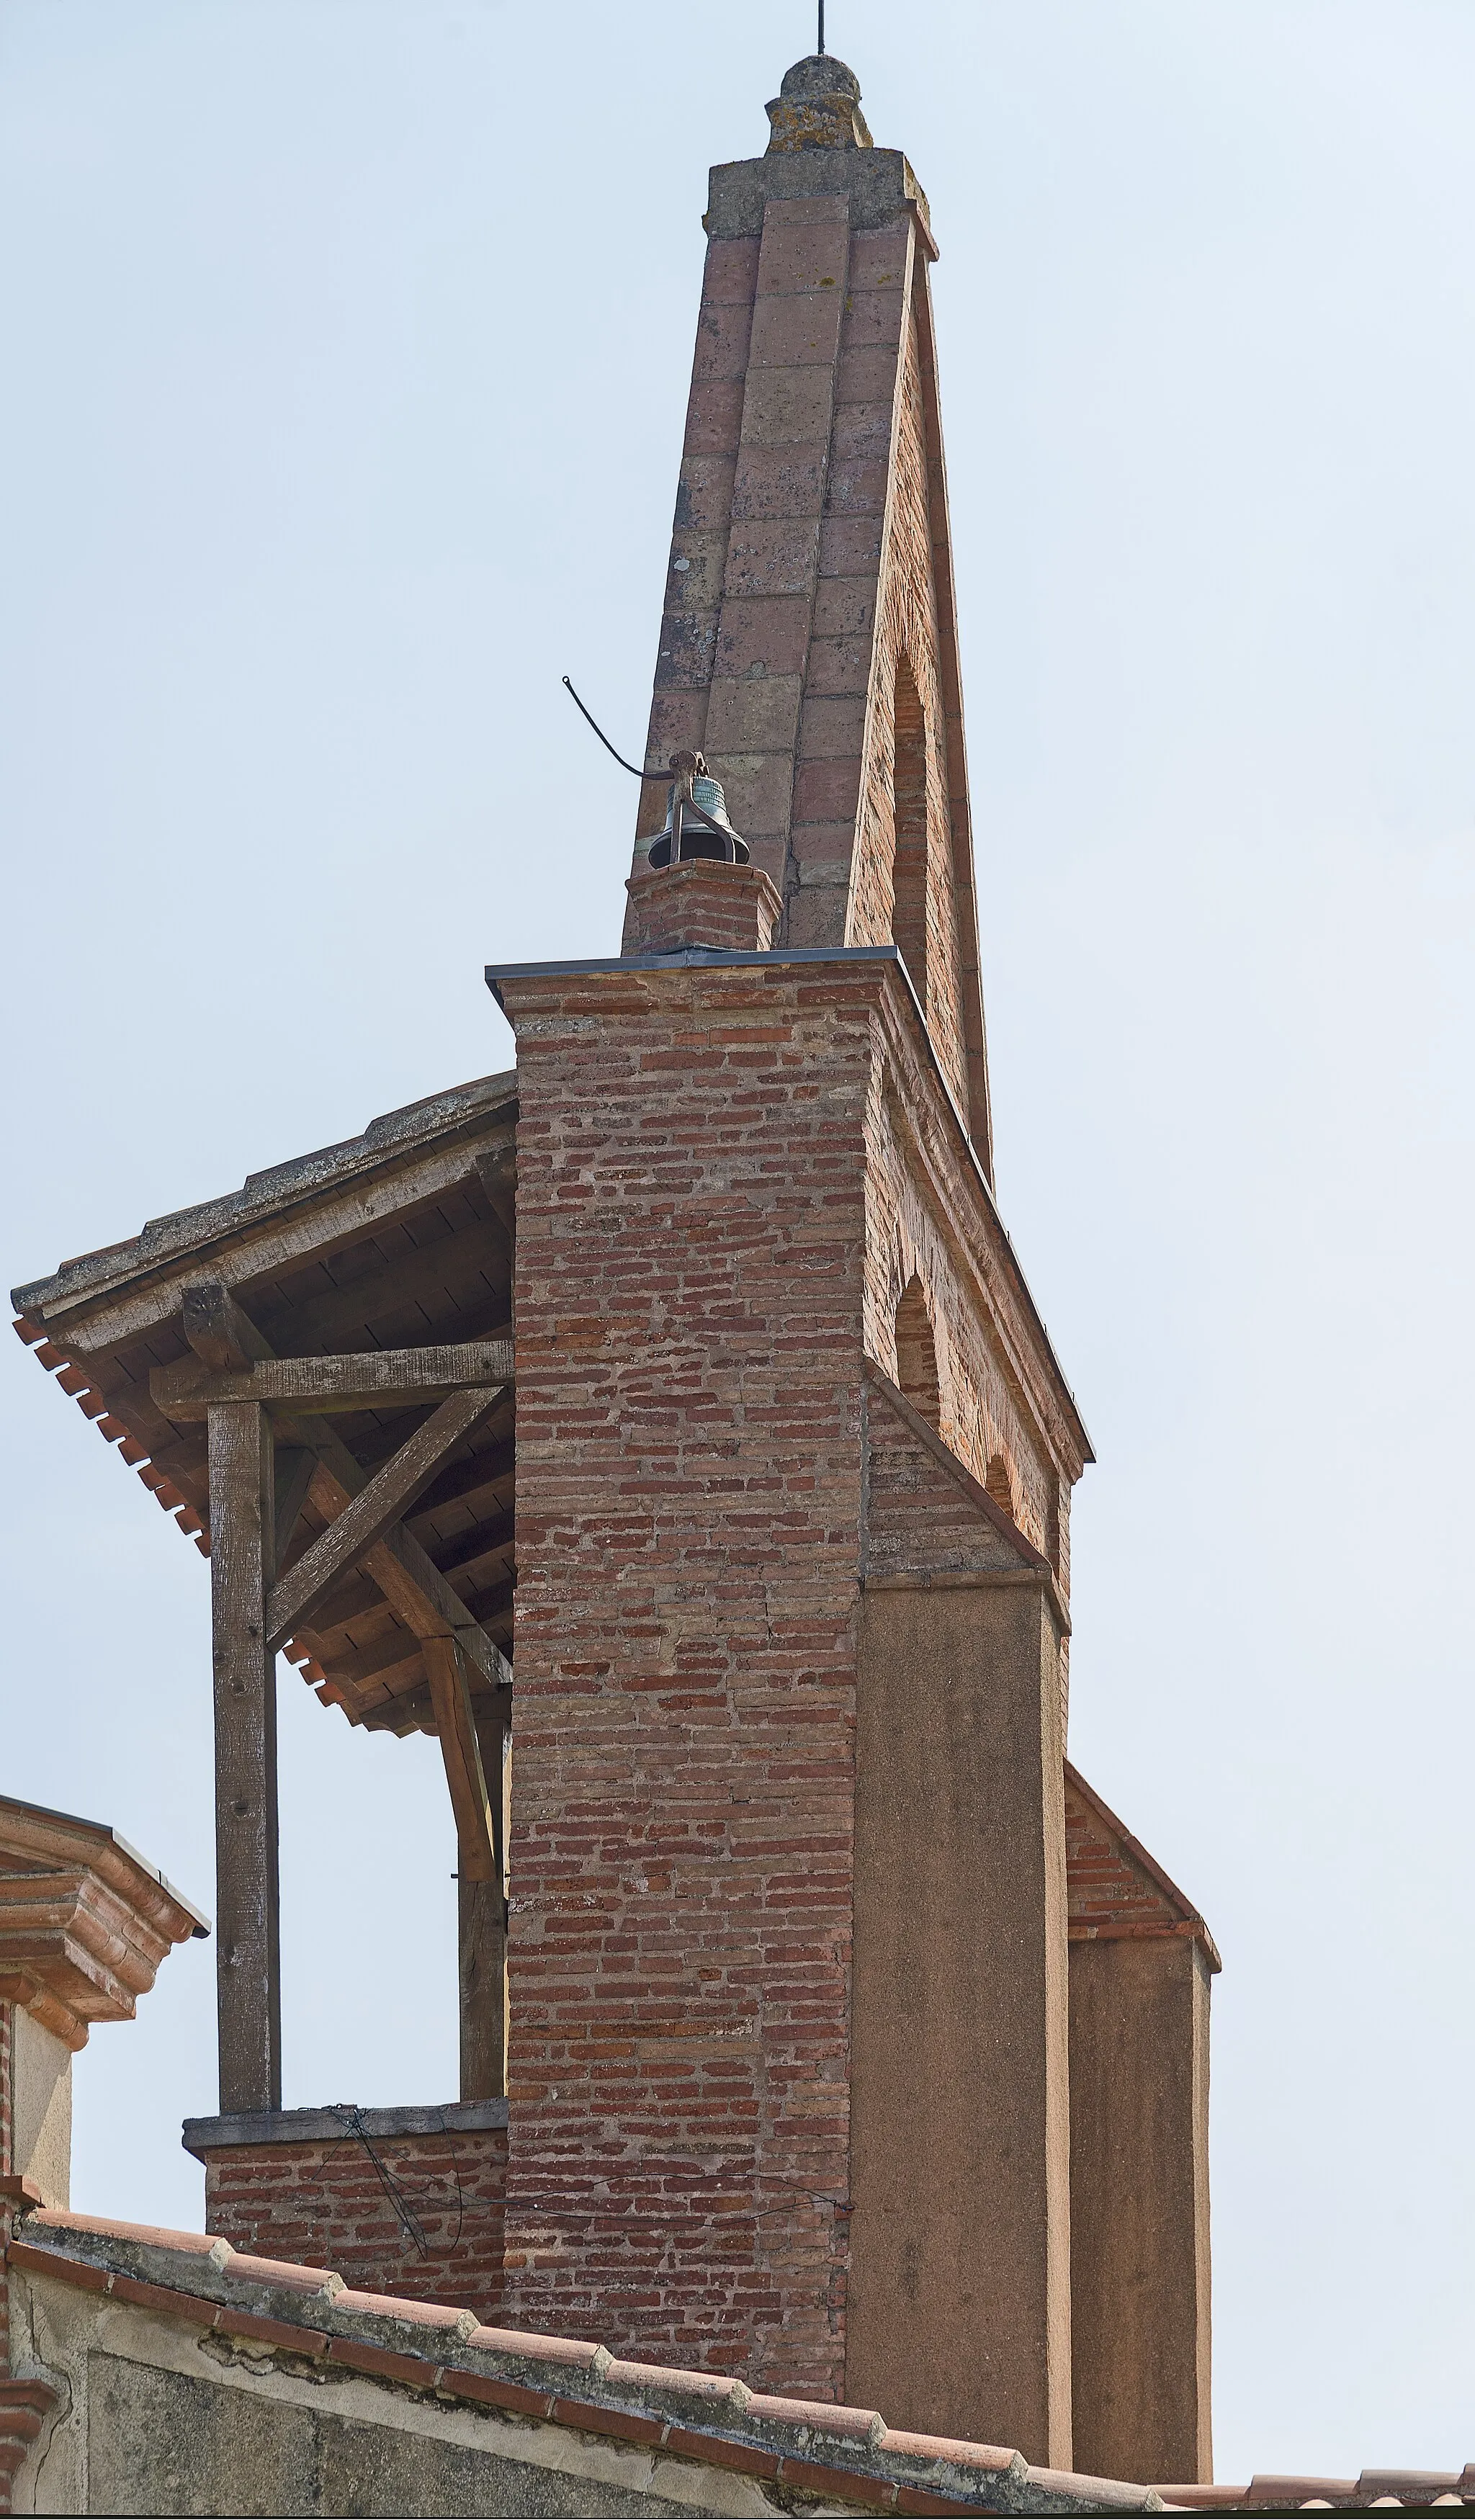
11 1070 518 1323
6 2210 1166 2514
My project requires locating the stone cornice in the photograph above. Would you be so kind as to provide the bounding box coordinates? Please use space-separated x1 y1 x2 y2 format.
0 1798 206 2050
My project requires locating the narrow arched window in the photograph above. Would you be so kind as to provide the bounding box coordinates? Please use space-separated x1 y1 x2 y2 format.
985 1451 1018 1523
895 1275 941 1428
892 654 929 1007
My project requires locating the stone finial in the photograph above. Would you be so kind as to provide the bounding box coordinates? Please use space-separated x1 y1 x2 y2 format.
766 54 874 153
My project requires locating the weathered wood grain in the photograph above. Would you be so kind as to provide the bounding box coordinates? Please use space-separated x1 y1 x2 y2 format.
184 1281 260 1372
44 1126 517 1353
272 1447 318 1577
264 1387 502 1651
151 1339 514 1420
207 1401 280 2112
303 1452 514 1695
424 1638 496 1883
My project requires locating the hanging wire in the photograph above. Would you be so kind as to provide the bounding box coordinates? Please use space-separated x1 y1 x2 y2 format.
561 676 668 781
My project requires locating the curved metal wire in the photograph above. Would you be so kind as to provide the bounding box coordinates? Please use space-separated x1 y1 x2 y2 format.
562 676 669 781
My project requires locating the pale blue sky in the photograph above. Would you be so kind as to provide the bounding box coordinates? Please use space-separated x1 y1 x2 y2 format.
4 0 1472 2483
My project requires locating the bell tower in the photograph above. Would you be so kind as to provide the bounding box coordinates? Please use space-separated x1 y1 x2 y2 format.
490 48 1213 2485
623 51 993 1171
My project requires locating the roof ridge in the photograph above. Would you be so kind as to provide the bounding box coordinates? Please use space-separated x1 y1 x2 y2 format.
9 2208 1167 2516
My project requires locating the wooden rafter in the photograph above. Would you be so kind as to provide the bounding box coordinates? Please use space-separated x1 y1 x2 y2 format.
185 1284 513 1695
265 1387 504 1653
151 1338 514 1420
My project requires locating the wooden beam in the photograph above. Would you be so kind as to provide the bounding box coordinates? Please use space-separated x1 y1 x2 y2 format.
405 1435 516 1525
303 1451 514 1695
424 1638 497 1882
185 1283 512 1695
184 1281 262 1372
272 1446 317 1577
151 1339 514 1420
264 1387 502 1651
474 1144 516 1241
459 1689 510 2101
207 1402 280 2112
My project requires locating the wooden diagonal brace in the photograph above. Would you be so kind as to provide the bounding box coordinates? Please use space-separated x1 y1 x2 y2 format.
423 1638 497 1882
265 1386 506 1653
302 1453 513 1695
185 1283 513 1696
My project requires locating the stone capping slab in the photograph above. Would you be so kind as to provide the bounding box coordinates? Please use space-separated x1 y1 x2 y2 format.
705 145 938 256
181 2100 508 2154
6 2208 1167 2516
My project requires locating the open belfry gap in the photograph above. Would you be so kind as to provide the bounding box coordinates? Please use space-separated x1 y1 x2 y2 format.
12 53 1219 2490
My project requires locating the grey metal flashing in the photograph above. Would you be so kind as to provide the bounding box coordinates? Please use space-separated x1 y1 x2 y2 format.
12 1070 518 1326
486 947 1093 1466
181 2099 508 2156
483 944 900 1000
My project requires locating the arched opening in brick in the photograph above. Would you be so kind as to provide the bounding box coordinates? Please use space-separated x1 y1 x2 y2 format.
985 1450 1018 1523
891 653 929 1007
895 1275 941 1428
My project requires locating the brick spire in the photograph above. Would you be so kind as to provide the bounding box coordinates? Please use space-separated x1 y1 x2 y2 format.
626 52 995 1177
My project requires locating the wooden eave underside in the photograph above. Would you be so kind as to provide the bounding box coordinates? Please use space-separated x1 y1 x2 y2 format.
12 1078 520 1740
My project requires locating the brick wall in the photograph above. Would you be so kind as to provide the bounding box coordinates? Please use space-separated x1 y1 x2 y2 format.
861 967 1081 1602
495 943 1088 2398
500 956 879 2395
198 2125 507 2321
1064 1770 1218 1964
844 237 971 1117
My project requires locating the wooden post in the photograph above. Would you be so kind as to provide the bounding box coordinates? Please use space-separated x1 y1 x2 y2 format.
459 1703 509 2102
426 1638 508 2103
207 1402 280 2112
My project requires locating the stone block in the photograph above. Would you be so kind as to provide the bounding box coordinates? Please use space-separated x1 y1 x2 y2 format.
739 364 835 447
714 595 812 681
721 516 821 599
804 632 873 695
799 694 869 760
846 224 912 289
782 875 851 946
701 234 763 305
834 345 902 406
754 219 850 297
714 748 801 833
793 754 862 822
653 611 719 691
825 457 889 517
683 375 747 455
674 454 738 532
749 290 846 370
812 576 878 639
830 400 895 462
704 673 804 754
691 297 758 383
840 286 906 354
730 444 828 522
662 529 727 609
819 514 885 577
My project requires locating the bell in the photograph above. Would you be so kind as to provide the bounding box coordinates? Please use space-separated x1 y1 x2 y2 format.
648 752 750 867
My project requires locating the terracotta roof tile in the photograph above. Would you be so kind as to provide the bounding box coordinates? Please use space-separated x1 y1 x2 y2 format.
8 2205 1167 2514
